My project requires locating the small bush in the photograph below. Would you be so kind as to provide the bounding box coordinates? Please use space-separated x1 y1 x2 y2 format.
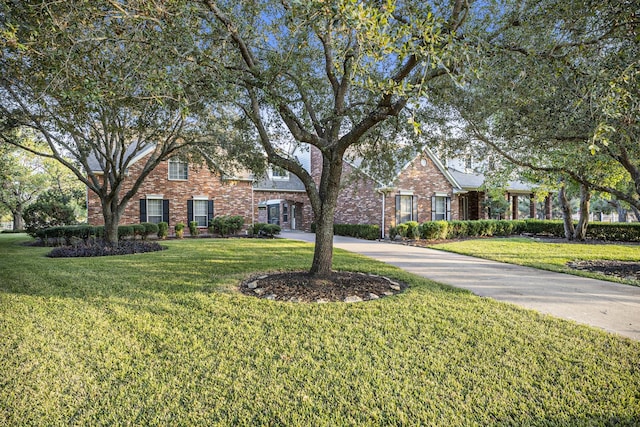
445 221 468 239
420 221 448 240
189 221 199 237
396 223 409 239
132 224 146 239
209 215 244 237
388 226 399 241
157 222 168 239
175 222 185 238
118 225 134 240
251 222 281 237
141 222 159 240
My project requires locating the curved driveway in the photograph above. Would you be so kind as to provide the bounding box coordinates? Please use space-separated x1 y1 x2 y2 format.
282 231 640 341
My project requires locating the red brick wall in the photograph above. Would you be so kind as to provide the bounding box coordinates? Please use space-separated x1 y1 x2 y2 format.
385 155 459 232
310 147 458 237
87 154 254 234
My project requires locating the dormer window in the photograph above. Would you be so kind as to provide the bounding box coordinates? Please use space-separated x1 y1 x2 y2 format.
269 166 289 181
464 155 473 170
168 158 188 180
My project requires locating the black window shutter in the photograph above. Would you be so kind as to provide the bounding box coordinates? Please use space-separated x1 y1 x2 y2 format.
187 200 193 224
162 200 170 224
140 199 147 223
431 196 436 221
395 195 401 225
412 196 418 222
207 200 214 224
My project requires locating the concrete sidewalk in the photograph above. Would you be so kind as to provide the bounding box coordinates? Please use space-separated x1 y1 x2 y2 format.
282 231 640 341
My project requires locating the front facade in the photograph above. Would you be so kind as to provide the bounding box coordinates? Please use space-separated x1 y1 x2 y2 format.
87 148 254 234
87 144 539 237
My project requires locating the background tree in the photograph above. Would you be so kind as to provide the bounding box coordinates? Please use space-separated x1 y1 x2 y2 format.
195 0 505 276
427 0 639 239
0 0 258 244
0 142 46 230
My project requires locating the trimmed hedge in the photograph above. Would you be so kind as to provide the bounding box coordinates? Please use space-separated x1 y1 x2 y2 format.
393 219 640 242
312 223 381 240
333 224 380 240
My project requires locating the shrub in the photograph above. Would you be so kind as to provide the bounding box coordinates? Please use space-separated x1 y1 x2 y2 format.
523 220 565 237
209 215 244 237
141 222 159 240
405 221 421 240
189 221 199 237
250 222 281 237
24 196 76 237
118 225 134 240
587 222 640 241
175 222 185 238
420 221 448 240
157 222 168 239
396 223 409 239
388 226 399 241
446 220 468 239
132 224 146 239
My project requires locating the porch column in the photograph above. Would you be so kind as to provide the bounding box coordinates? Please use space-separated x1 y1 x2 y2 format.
511 194 519 220
545 195 553 219
529 193 536 219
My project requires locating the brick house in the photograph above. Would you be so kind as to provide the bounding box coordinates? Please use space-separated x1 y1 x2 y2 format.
86 146 255 232
87 144 541 237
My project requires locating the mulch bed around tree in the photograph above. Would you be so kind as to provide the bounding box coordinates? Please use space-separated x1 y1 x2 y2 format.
566 260 640 282
240 271 407 303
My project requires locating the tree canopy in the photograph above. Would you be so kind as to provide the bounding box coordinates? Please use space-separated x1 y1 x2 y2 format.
0 0 259 243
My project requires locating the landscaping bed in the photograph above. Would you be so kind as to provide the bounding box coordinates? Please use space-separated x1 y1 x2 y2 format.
567 260 640 281
240 271 406 303
46 240 166 257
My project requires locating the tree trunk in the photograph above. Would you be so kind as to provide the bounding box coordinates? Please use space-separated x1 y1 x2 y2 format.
573 183 591 241
101 196 122 246
12 209 24 231
630 205 640 222
310 211 334 278
558 183 575 240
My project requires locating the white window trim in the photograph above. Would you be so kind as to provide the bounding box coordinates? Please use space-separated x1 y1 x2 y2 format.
146 196 164 224
168 158 188 181
268 167 290 181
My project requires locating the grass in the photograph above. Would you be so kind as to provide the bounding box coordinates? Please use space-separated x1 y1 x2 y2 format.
429 237 640 286
1 233 639 426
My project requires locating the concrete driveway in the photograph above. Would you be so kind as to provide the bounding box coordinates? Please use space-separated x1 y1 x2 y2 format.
282 231 640 341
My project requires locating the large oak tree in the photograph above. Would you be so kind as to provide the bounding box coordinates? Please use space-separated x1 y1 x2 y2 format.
0 0 257 244
195 0 496 276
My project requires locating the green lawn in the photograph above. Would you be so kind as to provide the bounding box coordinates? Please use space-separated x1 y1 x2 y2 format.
1 234 639 425
430 237 640 286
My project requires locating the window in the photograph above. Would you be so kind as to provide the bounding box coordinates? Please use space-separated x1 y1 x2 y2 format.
194 200 208 227
269 166 289 180
187 199 213 227
146 199 163 224
168 158 188 180
464 155 473 170
432 195 451 221
395 195 417 224
283 204 288 223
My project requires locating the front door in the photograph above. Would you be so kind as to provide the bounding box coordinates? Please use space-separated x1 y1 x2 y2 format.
268 204 280 225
